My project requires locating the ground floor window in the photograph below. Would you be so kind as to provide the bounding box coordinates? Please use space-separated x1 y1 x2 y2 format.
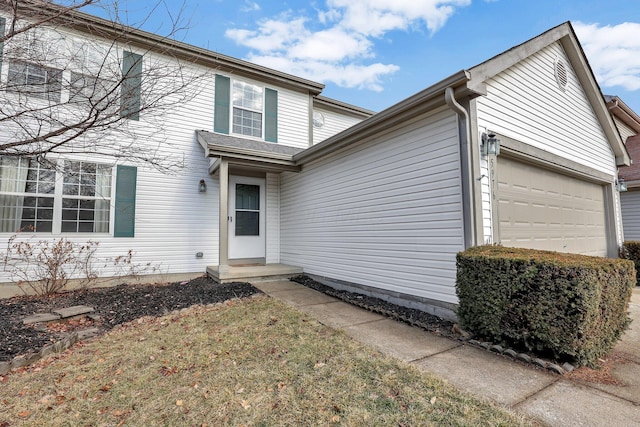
0 157 112 233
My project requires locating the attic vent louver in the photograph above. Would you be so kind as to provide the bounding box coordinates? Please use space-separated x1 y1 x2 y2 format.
554 58 568 92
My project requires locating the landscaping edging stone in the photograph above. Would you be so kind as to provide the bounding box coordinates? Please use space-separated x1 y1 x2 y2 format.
0 331 79 376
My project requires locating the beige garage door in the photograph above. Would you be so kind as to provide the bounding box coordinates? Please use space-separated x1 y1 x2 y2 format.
497 156 607 256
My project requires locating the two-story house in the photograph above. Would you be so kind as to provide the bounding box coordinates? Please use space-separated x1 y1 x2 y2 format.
0 4 631 320
0 3 372 297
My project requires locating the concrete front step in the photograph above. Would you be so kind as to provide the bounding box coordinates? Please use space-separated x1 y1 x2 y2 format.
207 264 303 283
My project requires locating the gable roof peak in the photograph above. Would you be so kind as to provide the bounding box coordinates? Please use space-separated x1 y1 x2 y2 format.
466 21 629 166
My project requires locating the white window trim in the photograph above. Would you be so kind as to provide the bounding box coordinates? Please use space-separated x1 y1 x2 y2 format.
230 79 266 140
0 158 115 235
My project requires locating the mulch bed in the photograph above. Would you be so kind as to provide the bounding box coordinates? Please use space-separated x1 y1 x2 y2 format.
0 277 260 362
290 275 458 339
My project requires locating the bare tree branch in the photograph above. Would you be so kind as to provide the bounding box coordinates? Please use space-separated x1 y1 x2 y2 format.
0 0 206 171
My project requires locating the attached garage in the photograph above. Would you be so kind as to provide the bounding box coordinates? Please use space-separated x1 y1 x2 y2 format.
275 23 629 318
496 156 608 256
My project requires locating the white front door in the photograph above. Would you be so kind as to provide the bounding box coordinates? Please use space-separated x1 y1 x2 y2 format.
228 175 266 260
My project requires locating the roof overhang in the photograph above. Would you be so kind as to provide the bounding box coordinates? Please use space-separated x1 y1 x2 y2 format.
196 130 302 173
295 70 476 164
606 95 640 134
313 96 375 119
2 1 325 96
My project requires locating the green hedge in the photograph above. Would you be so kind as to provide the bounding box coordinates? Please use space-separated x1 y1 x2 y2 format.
456 246 635 367
620 241 640 285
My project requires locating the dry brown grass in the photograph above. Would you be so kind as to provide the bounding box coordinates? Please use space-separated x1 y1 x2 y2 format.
1 295 537 426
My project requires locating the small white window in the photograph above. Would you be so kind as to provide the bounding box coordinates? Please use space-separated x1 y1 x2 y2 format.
232 81 263 138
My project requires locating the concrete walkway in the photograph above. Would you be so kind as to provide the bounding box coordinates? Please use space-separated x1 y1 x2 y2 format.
252 280 640 427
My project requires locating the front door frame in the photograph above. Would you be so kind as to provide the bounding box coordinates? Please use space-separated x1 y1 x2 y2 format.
228 175 266 262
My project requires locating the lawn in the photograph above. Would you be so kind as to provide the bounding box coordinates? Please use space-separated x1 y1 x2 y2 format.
0 295 537 426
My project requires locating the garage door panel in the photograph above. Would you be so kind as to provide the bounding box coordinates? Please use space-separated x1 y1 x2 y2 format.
497 157 607 256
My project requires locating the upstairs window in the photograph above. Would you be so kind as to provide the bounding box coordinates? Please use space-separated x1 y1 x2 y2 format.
68 72 113 108
6 61 62 102
214 75 278 143
232 81 263 138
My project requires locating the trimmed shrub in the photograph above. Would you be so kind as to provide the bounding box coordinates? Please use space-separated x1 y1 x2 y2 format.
620 241 640 285
456 245 635 367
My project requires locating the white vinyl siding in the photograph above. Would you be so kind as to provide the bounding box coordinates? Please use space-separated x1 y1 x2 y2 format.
266 173 280 264
476 42 616 176
476 41 619 244
0 51 219 283
280 109 464 304
612 116 637 143
312 107 365 145
621 190 640 240
276 86 310 148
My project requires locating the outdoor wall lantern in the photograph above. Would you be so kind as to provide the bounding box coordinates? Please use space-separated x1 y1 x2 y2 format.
482 132 501 156
616 178 627 192
198 179 207 193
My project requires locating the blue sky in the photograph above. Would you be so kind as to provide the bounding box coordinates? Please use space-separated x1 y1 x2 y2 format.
87 0 640 115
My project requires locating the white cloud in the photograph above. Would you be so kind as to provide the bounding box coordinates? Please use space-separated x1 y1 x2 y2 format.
225 17 308 52
327 0 470 36
240 1 260 12
225 1 470 91
574 21 640 91
248 54 400 92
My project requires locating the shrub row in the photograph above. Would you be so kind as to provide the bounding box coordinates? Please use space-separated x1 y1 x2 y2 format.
456 245 635 367
620 241 640 285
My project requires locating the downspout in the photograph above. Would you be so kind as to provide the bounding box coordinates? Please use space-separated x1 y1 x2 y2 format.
445 87 477 249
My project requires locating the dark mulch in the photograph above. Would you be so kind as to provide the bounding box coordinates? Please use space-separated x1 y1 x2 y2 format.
2 273 459 365
0 277 260 362
291 275 458 339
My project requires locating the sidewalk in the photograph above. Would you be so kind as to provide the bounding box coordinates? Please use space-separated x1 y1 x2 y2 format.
252 280 640 427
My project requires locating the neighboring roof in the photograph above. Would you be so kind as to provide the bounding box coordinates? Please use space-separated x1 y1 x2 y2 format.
618 135 640 185
313 96 376 118
1 1 325 95
605 95 640 134
296 22 630 167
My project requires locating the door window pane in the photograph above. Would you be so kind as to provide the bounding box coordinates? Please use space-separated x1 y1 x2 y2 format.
236 211 259 236
235 184 259 236
235 184 259 210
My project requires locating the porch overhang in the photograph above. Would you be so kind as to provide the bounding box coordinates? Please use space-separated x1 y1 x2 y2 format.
196 130 302 173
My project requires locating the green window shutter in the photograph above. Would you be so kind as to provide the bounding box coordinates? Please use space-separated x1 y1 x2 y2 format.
120 51 143 120
0 17 6 71
264 88 278 143
214 74 230 134
114 165 137 237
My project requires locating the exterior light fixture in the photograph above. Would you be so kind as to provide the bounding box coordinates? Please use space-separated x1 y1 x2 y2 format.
198 179 207 193
481 132 501 156
616 178 627 192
